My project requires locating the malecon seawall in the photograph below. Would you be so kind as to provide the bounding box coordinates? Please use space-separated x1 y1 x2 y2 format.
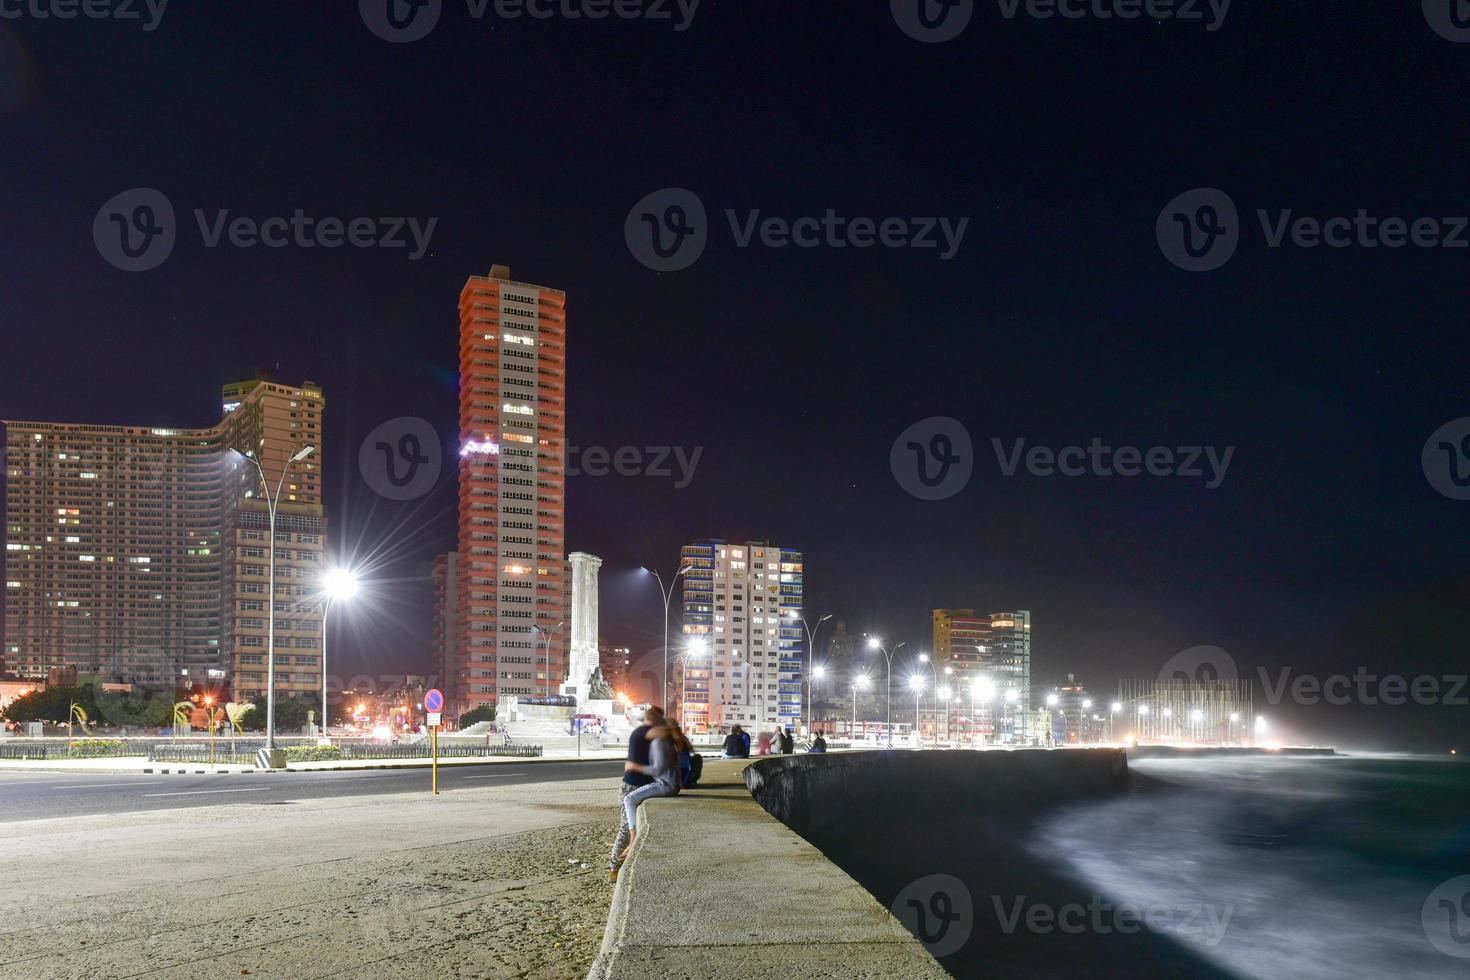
743 750 1241 980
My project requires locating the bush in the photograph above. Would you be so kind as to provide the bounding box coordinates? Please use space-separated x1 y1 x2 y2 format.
459 705 496 727
65 739 132 758
283 745 342 763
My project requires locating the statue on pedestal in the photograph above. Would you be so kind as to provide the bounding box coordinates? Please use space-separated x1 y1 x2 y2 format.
586 666 614 701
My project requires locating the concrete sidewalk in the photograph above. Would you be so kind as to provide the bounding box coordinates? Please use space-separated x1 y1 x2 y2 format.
588 758 951 979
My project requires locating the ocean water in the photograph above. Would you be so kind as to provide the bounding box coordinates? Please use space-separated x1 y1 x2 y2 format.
1032 756 1470 979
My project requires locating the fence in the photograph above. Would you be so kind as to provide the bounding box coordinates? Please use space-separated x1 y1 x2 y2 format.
0 740 143 760
146 741 544 765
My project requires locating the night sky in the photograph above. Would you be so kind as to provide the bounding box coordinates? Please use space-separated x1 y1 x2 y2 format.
1 1 1466 751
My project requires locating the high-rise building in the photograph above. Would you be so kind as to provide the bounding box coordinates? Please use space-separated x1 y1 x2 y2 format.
679 540 803 733
431 552 461 709
931 608 1033 741
454 265 567 717
3 379 326 698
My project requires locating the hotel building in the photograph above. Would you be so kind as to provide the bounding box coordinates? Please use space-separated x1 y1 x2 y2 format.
679 540 804 733
3 379 326 698
932 608 1033 741
453 265 567 717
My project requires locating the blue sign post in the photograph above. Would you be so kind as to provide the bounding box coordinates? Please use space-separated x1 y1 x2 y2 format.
425 688 444 794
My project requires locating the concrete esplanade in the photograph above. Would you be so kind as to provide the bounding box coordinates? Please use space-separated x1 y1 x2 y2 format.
588 748 1131 979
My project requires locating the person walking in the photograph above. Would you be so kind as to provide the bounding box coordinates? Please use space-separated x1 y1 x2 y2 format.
779 726 794 755
609 705 664 881
756 727 774 756
618 722 681 862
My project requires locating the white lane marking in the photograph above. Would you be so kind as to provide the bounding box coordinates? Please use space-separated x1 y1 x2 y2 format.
462 772 527 779
143 787 271 798
51 781 167 789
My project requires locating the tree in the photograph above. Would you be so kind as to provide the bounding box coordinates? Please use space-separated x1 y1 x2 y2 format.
96 689 173 728
2 685 98 724
247 694 313 732
459 705 495 727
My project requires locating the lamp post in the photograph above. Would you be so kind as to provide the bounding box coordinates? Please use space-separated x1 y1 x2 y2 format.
1003 687 1020 744
916 653 939 745
643 564 692 709
851 672 870 741
785 612 832 736
1110 701 1123 743
864 636 905 747
530 620 566 700
811 664 827 722
908 675 924 746
234 444 315 768
320 568 360 740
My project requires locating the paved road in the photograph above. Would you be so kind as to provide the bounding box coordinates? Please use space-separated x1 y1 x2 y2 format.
0 759 624 823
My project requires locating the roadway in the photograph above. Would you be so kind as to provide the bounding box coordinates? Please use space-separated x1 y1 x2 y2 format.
0 758 624 823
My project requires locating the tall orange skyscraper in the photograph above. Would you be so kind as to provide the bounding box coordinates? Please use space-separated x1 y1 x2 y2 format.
452 265 567 717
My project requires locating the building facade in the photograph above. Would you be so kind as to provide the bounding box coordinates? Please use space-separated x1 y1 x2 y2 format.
931 608 1033 741
454 265 568 717
679 540 803 733
3 379 326 699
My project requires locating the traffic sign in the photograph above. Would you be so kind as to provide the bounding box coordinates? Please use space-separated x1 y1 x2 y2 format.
424 688 444 713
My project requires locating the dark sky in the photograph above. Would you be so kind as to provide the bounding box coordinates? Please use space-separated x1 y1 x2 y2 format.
1 1 1466 751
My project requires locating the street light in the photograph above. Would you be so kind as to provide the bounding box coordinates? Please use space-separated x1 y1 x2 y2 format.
234 443 314 768
851 672 870 741
908 675 925 746
530 620 566 701
864 636 906 747
785 612 833 735
971 676 995 747
320 567 360 739
938 684 952 743
643 564 692 710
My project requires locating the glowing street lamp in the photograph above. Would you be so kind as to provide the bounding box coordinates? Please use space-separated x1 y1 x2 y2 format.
864 636 906 747
233 443 314 768
320 567 361 739
643 564 693 709
785 611 833 735
908 675 925 745
678 636 710 729
852 672 871 740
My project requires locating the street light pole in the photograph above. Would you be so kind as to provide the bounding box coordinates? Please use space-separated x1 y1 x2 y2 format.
531 620 566 700
320 568 360 740
644 564 691 710
786 612 832 735
235 444 314 768
865 637 905 747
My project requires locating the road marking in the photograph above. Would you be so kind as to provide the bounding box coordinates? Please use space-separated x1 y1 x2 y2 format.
51 781 167 789
462 772 527 779
143 787 270 797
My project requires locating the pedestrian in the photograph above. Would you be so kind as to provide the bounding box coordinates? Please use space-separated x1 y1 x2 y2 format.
668 720 696 789
810 731 828 753
617 720 681 863
779 726 794 755
609 705 664 881
721 724 749 759
756 727 774 755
